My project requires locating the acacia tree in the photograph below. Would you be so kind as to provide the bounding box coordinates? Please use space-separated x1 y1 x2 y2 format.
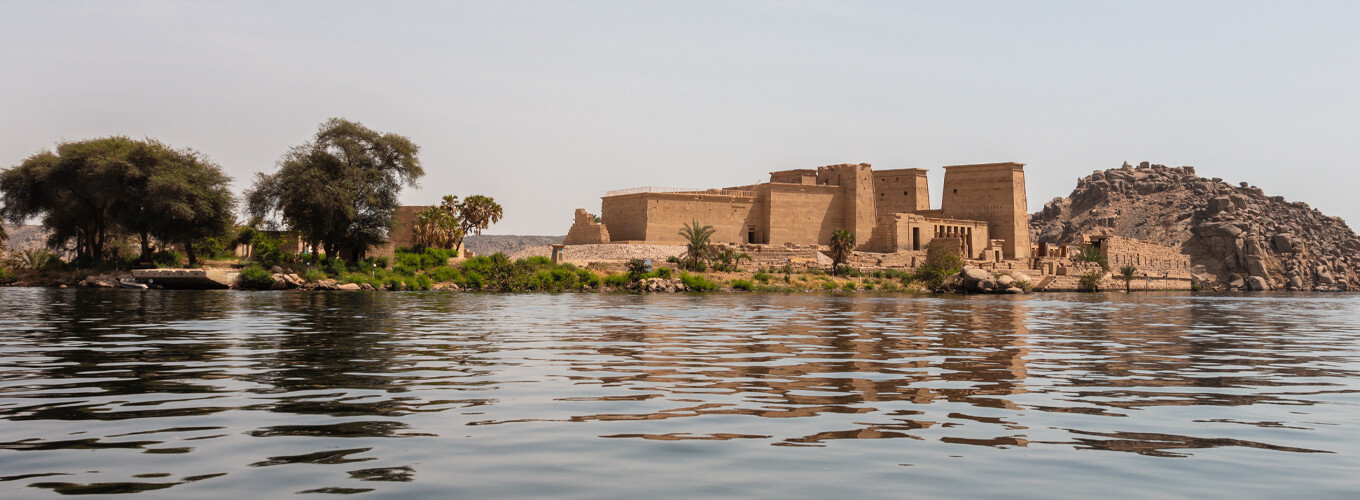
148 151 236 265
2 138 136 263
0 137 237 266
117 142 236 265
247 118 423 262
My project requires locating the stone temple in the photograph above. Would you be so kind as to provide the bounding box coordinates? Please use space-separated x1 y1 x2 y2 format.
567 162 1031 260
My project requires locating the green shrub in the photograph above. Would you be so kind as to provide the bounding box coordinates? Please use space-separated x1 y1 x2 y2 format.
0 268 15 285
912 240 964 291
411 275 433 291
603 273 631 288
302 268 326 282
841 281 856 291
879 282 900 292
578 269 601 289
322 257 347 276
753 272 773 283
679 272 718 292
730 279 754 291
395 247 458 271
151 250 183 268
821 281 837 291
524 256 552 267
463 271 485 290
835 265 862 277
237 265 275 290
654 267 673 279
429 266 463 283
1078 270 1105 292
248 232 294 267
627 258 650 279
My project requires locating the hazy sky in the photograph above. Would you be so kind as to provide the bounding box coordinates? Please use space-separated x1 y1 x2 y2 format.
3 1 1358 235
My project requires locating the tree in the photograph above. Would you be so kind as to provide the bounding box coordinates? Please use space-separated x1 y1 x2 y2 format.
678 220 715 271
1075 246 1109 270
455 195 503 253
247 118 424 262
2 137 137 264
911 239 964 291
1 137 235 267
712 248 751 272
1119 265 1138 292
124 144 236 265
828 229 855 274
412 204 460 250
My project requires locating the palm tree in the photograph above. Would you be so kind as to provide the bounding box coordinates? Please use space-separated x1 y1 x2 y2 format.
828 229 855 274
714 248 751 272
412 205 461 250
1119 265 1138 292
678 220 715 271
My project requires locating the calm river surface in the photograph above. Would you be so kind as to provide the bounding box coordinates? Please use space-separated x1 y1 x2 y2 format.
1 289 1358 498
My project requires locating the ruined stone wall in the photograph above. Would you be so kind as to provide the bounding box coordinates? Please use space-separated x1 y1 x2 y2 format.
940 163 1030 259
366 206 424 259
564 209 610 245
873 168 930 216
1093 235 1192 276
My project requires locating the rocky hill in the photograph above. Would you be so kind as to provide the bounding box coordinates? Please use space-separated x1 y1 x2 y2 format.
1031 162 1359 291
2 224 49 253
462 235 563 257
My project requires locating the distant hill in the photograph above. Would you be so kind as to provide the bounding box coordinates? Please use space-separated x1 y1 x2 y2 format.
462 235 564 257
1031 161 1359 290
2 224 49 253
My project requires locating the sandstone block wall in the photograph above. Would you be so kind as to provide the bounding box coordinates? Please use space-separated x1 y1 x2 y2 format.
873 168 930 216
763 184 844 245
941 163 1030 260
600 195 651 241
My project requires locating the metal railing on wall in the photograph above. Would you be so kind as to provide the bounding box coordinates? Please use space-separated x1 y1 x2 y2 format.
604 186 757 198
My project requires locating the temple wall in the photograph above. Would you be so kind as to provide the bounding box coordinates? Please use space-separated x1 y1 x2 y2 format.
940 163 1030 259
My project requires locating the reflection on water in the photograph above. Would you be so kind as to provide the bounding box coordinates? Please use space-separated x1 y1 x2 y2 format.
1 289 1358 497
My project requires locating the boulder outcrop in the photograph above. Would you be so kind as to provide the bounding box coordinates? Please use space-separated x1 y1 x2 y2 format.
1032 162 1359 291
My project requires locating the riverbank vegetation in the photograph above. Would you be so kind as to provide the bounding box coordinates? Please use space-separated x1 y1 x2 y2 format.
0 137 236 267
246 118 423 263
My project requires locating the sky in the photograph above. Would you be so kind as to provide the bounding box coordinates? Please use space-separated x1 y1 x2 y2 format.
3 1 1358 235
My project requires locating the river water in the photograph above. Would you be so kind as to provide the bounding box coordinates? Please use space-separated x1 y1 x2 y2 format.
0 289 1357 498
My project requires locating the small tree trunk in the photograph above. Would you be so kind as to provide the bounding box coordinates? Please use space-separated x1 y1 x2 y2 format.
140 232 152 263
185 240 197 267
